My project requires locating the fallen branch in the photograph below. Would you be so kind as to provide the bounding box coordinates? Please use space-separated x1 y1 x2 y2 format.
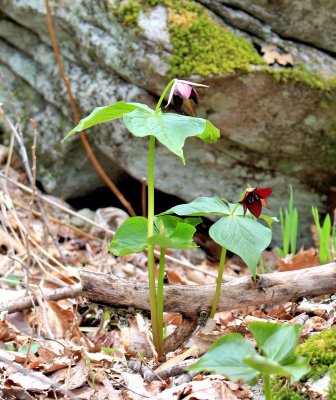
0 284 82 314
80 262 336 314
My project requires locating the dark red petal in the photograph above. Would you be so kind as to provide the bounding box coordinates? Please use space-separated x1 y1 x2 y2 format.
173 95 184 111
255 187 272 199
247 200 262 218
261 199 270 208
190 88 199 105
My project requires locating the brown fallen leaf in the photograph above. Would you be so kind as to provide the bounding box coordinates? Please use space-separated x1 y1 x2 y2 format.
302 316 332 335
5 370 52 392
262 44 294 66
279 248 320 271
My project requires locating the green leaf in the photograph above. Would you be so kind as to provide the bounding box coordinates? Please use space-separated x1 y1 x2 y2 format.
209 216 272 276
243 354 290 377
281 356 311 383
248 322 302 363
123 110 208 161
149 216 201 249
109 215 201 255
197 120 220 143
188 333 260 385
63 102 146 141
108 217 148 256
160 197 232 217
19 342 39 356
260 214 279 228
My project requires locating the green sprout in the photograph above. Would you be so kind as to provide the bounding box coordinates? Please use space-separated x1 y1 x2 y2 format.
278 185 298 258
189 322 310 400
312 206 333 264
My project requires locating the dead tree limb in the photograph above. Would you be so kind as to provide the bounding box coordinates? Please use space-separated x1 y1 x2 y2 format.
80 262 336 314
0 284 82 314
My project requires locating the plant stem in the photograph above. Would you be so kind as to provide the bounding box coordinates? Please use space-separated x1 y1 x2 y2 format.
147 135 160 353
263 374 272 400
210 247 227 318
157 247 166 356
155 79 176 114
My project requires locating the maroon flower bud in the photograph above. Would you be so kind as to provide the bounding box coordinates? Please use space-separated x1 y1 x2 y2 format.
239 187 272 218
166 79 208 115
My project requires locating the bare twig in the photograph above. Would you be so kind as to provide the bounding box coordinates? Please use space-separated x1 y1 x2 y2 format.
0 283 82 313
36 290 55 340
45 0 136 217
27 119 38 231
128 359 196 383
1 106 67 264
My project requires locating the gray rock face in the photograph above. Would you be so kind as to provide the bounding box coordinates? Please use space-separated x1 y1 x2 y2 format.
218 0 336 53
0 0 335 246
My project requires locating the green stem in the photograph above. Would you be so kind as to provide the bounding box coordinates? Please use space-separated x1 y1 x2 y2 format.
263 374 272 400
231 188 248 216
157 247 166 355
210 247 227 318
154 79 176 114
147 135 160 353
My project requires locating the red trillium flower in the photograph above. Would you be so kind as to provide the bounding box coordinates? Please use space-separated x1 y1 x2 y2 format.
239 187 272 218
166 79 209 116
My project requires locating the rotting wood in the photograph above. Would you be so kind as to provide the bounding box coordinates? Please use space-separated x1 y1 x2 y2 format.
80 262 336 314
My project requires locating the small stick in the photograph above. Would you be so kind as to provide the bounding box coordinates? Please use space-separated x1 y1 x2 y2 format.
27 119 38 231
13 199 104 243
0 283 82 313
35 291 55 340
1 106 67 264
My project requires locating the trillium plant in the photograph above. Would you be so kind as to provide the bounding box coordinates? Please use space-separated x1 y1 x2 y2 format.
64 78 277 358
189 322 310 400
161 186 277 317
64 78 220 358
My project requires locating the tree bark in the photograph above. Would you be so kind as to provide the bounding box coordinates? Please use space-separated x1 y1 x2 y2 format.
80 263 336 314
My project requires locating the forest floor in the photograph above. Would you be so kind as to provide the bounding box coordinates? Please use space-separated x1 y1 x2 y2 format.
0 142 335 400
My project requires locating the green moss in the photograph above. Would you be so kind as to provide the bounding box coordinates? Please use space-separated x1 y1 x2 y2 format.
271 378 307 400
329 362 336 399
296 328 336 381
112 0 141 27
110 0 336 90
110 0 264 75
263 66 336 91
166 0 264 77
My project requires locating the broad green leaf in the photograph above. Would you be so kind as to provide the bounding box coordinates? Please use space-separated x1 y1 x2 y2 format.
108 217 148 256
209 216 272 276
243 354 290 377
197 120 220 143
123 110 207 161
160 197 232 217
260 214 279 228
109 215 201 255
248 322 302 363
188 334 260 385
63 102 145 140
149 216 201 249
281 356 311 382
